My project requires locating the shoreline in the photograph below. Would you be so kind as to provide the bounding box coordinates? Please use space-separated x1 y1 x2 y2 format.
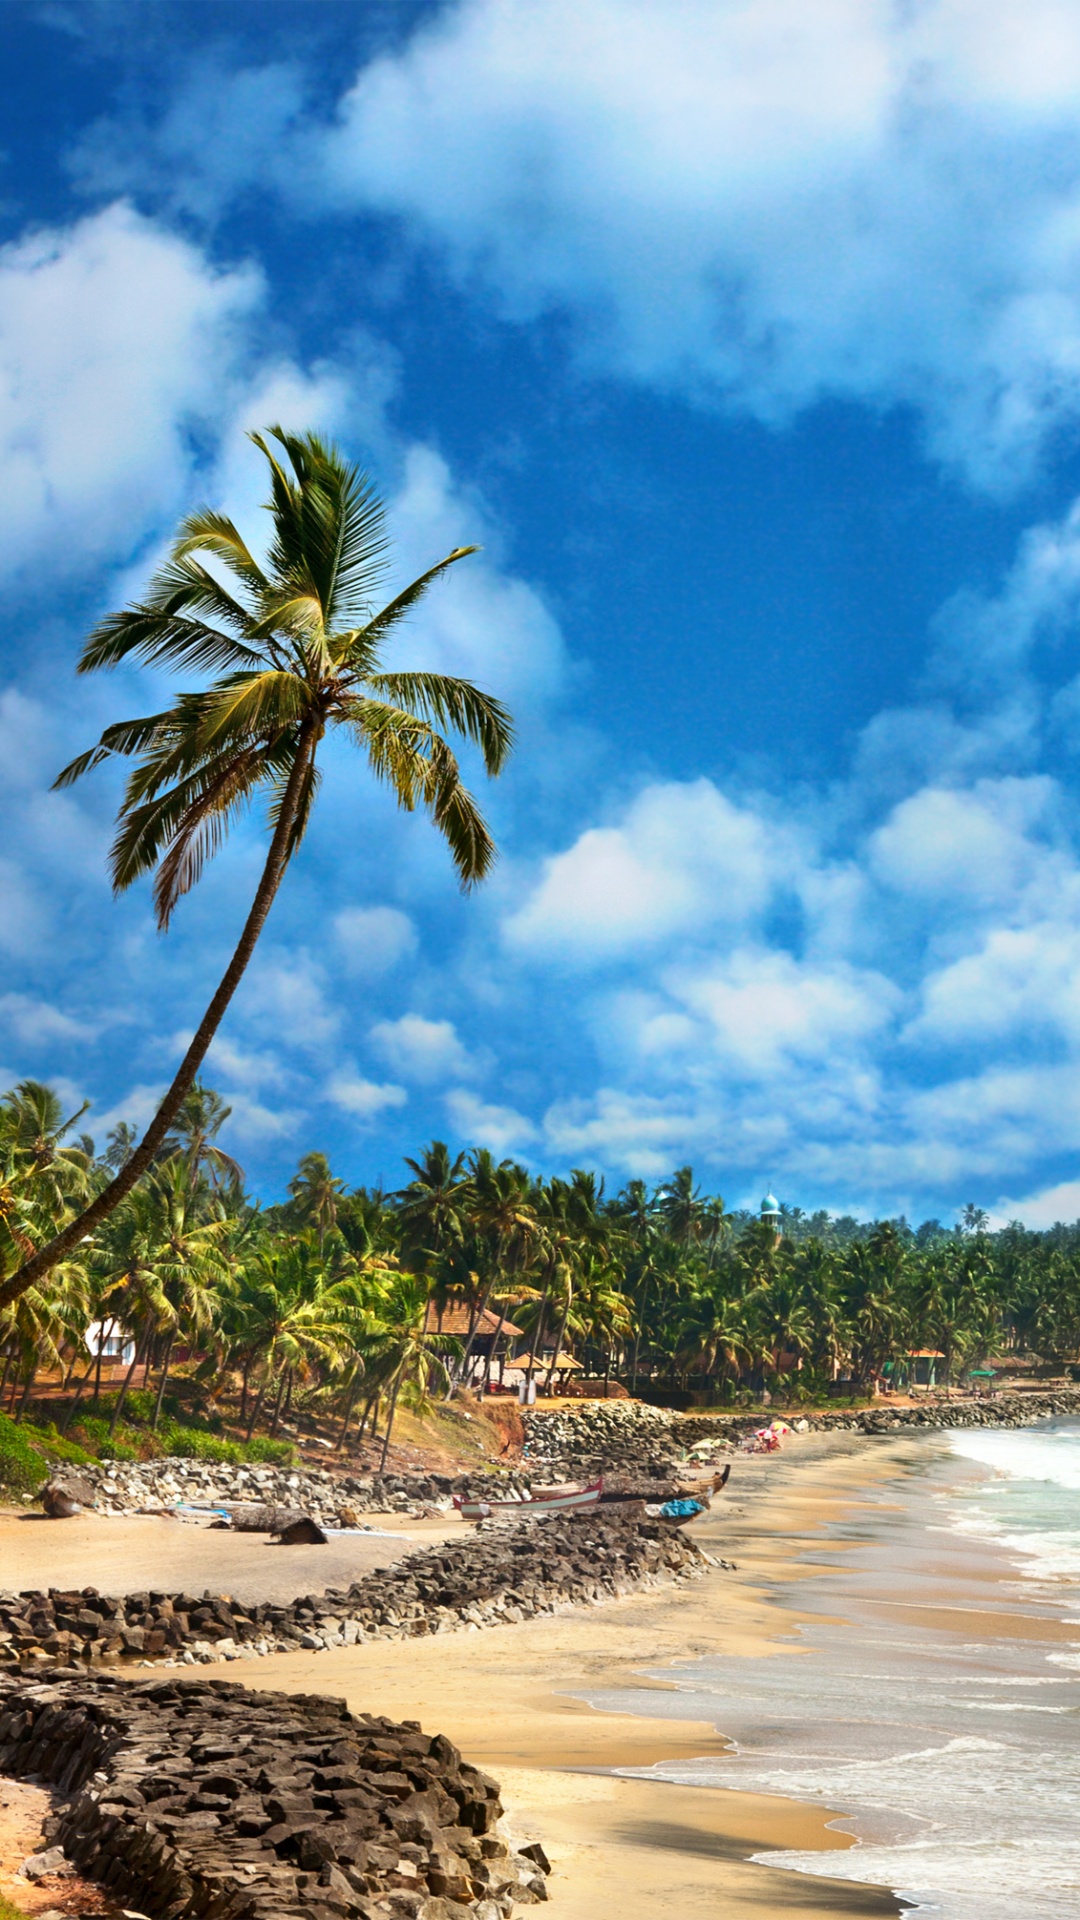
3 1415 1065 1917
230 1430 919 1919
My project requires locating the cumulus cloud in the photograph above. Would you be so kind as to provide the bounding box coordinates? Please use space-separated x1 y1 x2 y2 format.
370 1013 474 1082
319 0 1080 489
0 994 95 1048
445 1088 535 1154
506 778 786 960
324 1069 408 1120
0 201 261 576
867 777 1062 908
383 445 567 708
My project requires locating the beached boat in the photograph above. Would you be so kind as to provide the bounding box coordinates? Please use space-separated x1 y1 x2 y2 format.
453 1477 603 1520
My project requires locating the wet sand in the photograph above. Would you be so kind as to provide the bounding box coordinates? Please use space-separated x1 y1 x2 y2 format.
1 1432 917 1916
234 1433 916 1918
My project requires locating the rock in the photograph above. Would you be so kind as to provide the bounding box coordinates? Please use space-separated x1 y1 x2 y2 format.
274 1516 328 1545
0 1670 550 1920
39 1475 96 1518
22 1846 70 1879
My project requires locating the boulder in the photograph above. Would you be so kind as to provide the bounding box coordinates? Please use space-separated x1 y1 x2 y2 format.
39 1475 97 1518
274 1516 328 1545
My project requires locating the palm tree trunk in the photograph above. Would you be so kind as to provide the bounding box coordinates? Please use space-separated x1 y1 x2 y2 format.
630 1273 651 1393
337 1369 363 1450
152 1332 175 1432
110 1335 146 1436
60 1352 97 1435
525 1286 550 1386
483 1296 511 1392
454 1275 497 1394
0 724 318 1311
543 1294 573 1394
268 1368 289 1437
245 1372 268 1443
92 1316 117 1410
380 1372 404 1472
15 1361 36 1423
0 1343 13 1404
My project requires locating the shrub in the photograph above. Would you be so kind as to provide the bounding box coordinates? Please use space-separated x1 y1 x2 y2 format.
0 1412 46 1492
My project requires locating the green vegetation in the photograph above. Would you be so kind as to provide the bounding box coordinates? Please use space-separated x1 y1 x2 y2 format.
0 430 1075 1447
0 427 513 1310
3 1055 1080 1492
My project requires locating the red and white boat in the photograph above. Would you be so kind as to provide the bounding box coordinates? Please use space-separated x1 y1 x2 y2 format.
453 1477 603 1520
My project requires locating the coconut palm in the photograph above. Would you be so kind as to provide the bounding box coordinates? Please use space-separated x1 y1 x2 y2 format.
0 428 513 1309
287 1151 345 1253
165 1084 244 1192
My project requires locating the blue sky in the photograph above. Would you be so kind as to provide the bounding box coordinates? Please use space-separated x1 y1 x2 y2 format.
7 1 1080 1223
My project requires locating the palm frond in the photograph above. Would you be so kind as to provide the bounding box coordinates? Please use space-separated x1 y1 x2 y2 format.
53 710 178 788
173 509 269 592
365 671 513 775
343 548 478 667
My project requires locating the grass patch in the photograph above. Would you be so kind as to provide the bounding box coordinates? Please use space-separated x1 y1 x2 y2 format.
0 1893 29 1920
0 1411 46 1493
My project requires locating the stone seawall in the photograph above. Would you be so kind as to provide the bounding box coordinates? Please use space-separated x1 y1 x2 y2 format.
0 1671 549 1918
0 1507 707 1671
63 1460 528 1523
522 1387 1080 1473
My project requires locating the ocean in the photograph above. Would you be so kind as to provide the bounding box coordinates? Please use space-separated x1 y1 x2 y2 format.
582 1421 1080 1919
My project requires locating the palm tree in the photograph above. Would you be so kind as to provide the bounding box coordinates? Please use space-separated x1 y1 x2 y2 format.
288 1152 345 1253
166 1084 244 1191
0 428 513 1309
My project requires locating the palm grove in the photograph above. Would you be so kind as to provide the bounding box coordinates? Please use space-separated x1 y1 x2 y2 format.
3 1082 1080 1459
2 428 1078 1459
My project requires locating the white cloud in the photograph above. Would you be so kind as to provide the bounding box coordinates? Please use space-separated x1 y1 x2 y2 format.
216 1093 303 1143
321 0 1080 488
0 994 94 1048
990 1176 1080 1229
667 949 899 1076
908 923 1080 1047
445 1087 535 1154
370 1013 474 1082
324 1069 407 1120
867 777 1060 906
240 951 340 1050
385 444 567 707
204 1035 291 1092
333 905 418 978
543 1088 700 1178
506 778 784 960
0 201 261 576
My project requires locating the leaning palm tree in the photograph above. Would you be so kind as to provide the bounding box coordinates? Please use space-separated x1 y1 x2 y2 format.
0 427 513 1309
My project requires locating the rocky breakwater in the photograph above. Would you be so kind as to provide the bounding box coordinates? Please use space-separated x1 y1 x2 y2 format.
810 1384 1080 1435
0 1506 707 1670
0 1670 550 1918
524 1385 1080 1473
523 1401 707 1478
57 1459 529 1524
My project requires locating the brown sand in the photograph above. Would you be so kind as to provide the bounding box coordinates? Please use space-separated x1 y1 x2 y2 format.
0 1510 459 1606
1 1433 917 1916
233 1433 916 1918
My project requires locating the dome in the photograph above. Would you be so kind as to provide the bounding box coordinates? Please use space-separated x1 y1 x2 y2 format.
760 1191 780 1216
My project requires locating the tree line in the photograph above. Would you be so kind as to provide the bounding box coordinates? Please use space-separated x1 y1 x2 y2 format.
3 1077 1079 1460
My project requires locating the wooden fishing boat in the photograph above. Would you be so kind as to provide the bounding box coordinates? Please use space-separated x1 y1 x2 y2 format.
453 1476 603 1520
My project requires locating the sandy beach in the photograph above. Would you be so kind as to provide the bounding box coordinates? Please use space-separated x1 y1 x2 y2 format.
0 1432 920 1917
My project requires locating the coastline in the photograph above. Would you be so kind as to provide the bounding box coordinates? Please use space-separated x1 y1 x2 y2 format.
231 1430 917 1919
